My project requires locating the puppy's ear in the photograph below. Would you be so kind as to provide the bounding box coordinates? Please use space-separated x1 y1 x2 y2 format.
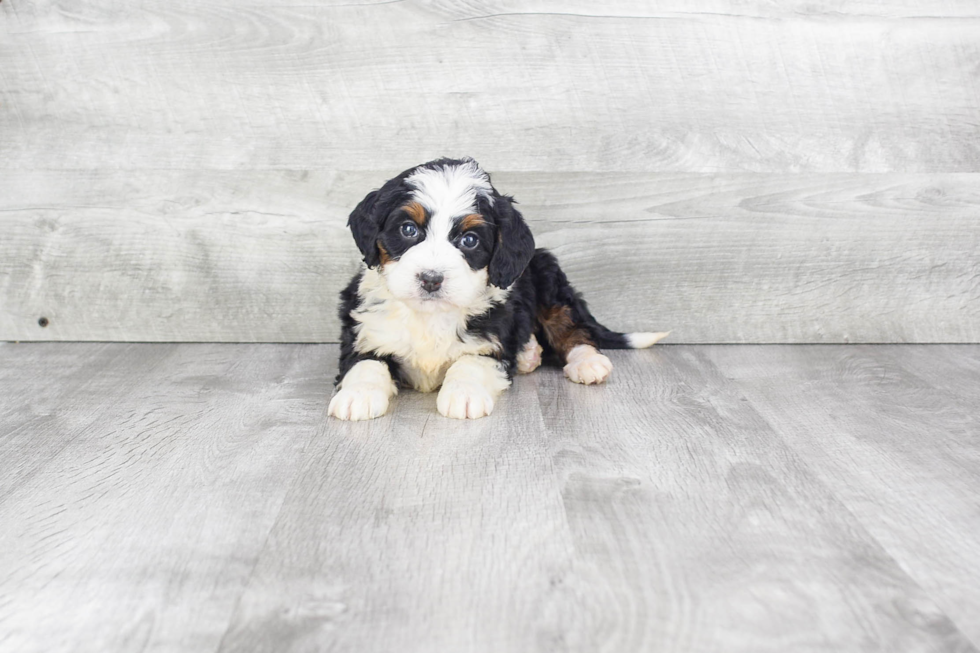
488 195 535 288
347 190 382 268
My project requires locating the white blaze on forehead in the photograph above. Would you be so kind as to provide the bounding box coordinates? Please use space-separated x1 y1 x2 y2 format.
406 160 494 239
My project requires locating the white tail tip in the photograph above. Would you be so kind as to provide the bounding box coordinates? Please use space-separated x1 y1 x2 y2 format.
626 331 671 349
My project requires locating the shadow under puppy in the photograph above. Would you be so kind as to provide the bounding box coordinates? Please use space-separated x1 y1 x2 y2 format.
330 157 668 420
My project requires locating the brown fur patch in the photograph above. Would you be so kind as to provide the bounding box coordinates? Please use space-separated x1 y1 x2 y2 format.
402 201 427 226
459 213 486 231
537 305 595 360
377 242 391 265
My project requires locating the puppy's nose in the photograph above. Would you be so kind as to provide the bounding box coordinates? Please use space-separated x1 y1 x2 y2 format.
418 270 444 293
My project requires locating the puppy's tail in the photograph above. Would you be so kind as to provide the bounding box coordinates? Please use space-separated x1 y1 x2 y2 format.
591 324 671 350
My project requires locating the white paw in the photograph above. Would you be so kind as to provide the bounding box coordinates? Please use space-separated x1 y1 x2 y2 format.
564 352 613 385
437 380 495 419
516 335 543 374
328 385 391 421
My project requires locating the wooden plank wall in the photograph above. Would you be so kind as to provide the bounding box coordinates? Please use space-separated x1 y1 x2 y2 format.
2 0 978 343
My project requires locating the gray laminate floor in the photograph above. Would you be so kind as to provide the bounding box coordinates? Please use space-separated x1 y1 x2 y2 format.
1 343 978 653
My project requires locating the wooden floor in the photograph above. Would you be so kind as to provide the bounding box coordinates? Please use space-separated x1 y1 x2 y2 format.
1 343 978 653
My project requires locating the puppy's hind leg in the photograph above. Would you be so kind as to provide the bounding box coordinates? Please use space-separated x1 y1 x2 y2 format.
537 305 613 385
562 344 613 385
527 249 668 386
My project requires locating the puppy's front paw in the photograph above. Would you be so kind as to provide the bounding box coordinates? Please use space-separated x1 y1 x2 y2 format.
564 350 613 385
328 385 391 421
437 380 495 419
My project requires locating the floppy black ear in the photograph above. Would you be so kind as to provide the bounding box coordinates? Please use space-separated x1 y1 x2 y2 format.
488 195 535 288
347 190 382 268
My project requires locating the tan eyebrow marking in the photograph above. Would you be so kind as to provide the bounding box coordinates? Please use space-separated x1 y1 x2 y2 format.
402 201 427 226
459 214 486 231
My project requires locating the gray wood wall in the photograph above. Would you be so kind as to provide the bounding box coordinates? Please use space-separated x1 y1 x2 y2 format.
2 1 978 343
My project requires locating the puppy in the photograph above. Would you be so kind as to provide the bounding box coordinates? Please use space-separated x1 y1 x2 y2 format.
329 157 668 420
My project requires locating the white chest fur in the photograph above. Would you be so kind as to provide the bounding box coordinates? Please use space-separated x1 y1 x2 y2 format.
351 269 502 392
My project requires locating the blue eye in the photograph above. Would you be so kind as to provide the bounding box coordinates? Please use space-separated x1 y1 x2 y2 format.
459 233 479 249
400 223 419 238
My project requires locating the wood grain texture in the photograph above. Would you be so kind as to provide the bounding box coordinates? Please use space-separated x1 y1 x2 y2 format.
200 343 980 651
2 170 977 343
217 362 567 653
2 0 979 172
4 343 977 652
3 1 979 343
876 344 980 409
709 344 980 646
0 342 178 499
0 343 334 653
526 347 974 653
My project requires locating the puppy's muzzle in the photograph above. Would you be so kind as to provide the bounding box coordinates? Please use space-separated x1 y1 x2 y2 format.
418 270 444 294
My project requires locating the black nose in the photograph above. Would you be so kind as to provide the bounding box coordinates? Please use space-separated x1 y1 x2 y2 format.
418 271 444 293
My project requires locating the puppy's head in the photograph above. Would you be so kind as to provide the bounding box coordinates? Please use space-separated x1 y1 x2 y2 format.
348 158 534 311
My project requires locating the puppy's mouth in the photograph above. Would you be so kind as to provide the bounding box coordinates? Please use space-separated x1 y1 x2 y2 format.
409 293 456 312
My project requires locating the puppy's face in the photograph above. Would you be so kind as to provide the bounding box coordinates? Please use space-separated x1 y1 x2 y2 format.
378 197 495 311
347 158 535 312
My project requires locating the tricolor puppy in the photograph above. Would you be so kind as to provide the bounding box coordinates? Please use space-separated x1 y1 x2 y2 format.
329 157 668 420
